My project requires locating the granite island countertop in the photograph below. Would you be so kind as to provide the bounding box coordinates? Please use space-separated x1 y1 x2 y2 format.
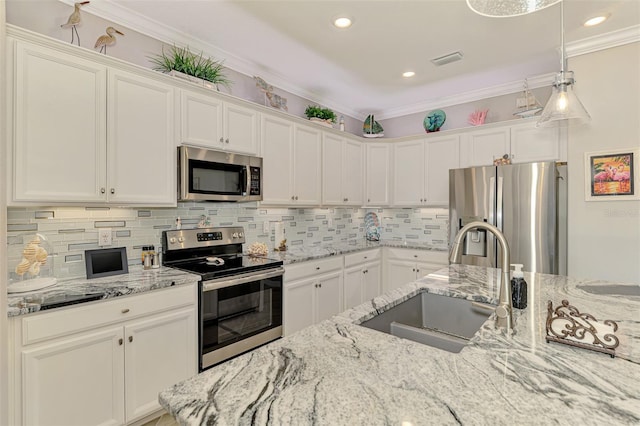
7 265 200 317
159 265 640 425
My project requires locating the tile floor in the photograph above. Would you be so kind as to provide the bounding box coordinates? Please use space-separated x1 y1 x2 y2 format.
142 412 178 426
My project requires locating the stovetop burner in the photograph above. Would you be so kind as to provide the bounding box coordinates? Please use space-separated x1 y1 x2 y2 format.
162 227 283 280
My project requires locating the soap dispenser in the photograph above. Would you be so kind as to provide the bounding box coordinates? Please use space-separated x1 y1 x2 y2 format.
510 264 527 309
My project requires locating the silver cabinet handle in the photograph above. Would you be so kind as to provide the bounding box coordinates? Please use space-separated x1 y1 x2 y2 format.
118 338 123 346
128 336 133 343
121 308 130 314
100 187 106 194
110 188 115 194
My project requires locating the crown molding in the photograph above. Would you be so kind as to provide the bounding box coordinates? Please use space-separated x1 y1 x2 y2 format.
57 0 361 119
566 25 640 58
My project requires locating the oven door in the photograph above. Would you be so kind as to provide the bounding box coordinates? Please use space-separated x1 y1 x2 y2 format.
199 267 283 370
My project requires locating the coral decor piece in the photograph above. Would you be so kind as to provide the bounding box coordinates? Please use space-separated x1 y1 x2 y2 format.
254 76 288 111
468 109 488 126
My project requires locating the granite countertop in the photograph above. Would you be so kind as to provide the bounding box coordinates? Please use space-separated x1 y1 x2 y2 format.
272 239 447 265
7 265 200 317
159 265 640 425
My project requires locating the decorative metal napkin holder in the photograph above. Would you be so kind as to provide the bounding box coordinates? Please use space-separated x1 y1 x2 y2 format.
545 299 619 358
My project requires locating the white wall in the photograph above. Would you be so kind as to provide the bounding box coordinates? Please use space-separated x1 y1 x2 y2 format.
1 1 9 423
567 42 640 284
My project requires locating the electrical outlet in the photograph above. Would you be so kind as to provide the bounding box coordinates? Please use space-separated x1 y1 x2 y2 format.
263 221 270 234
98 228 112 246
328 218 333 227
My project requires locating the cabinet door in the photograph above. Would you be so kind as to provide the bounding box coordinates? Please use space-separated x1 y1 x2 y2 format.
322 133 344 205
107 70 176 205
293 124 322 205
22 327 125 426
315 271 343 322
415 262 446 279
363 261 382 301
425 135 460 206
343 265 364 310
366 143 390 206
223 102 259 155
283 277 315 335
385 259 417 292
392 139 425 206
124 308 196 423
180 89 223 149
463 128 510 167
343 139 363 205
261 114 294 205
510 124 561 163
13 41 107 202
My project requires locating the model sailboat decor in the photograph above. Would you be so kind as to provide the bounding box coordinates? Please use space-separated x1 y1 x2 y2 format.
513 79 543 118
363 115 384 138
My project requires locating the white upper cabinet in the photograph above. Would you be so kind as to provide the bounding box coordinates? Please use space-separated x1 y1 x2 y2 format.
460 121 563 167
10 38 176 206
261 114 321 206
425 134 460 206
179 91 258 155
392 138 425 206
222 101 259 155
179 89 223 148
12 40 107 203
365 143 391 206
322 134 363 206
107 69 176 205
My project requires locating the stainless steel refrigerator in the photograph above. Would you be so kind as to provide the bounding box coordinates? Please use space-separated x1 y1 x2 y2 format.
449 161 567 275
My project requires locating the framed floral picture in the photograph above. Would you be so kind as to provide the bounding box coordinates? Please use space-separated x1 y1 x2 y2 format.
585 148 639 201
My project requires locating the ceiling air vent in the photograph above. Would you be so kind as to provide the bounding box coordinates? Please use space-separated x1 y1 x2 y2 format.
431 51 464 66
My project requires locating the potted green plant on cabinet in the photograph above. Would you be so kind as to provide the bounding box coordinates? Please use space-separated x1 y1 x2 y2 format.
304 105 337 128
149 45 232 90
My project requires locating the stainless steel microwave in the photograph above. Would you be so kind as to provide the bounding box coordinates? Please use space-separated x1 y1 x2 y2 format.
178 146 263 202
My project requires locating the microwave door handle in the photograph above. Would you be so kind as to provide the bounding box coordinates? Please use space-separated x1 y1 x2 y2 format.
241 166 249 196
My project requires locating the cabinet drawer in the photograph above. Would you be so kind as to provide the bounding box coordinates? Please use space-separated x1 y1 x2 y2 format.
284 256 343 282
21 284 196 346
385 247 448 265
344 249 381 268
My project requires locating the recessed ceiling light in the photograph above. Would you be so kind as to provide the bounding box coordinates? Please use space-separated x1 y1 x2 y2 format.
402 71 415 78
583 14 609 27
333 17 353 29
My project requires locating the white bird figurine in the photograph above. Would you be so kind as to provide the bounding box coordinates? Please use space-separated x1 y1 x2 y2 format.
61 1 90 46
94 26 124 55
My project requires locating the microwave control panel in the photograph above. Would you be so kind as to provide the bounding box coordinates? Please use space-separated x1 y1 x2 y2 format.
249 166 261 195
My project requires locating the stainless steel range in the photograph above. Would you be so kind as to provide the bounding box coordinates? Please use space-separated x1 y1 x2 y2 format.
162 227 283 371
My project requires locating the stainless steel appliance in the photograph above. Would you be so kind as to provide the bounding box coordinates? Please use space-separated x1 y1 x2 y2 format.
178 146 263 202
162 227 283 371
449 161 567 274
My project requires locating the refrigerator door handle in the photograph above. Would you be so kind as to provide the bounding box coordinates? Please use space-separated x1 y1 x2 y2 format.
489 177 496 226
496 176 504 231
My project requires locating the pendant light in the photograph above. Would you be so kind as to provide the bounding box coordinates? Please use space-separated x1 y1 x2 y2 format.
466 0 561 18
537 1 591 127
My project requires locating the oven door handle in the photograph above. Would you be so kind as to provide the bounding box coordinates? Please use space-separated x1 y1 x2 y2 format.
202 267 284 292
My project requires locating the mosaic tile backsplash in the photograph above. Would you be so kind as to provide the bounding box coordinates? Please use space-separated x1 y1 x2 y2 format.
7 203 449 279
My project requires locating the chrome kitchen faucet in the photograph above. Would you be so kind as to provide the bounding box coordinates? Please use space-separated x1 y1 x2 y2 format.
449 221 513 330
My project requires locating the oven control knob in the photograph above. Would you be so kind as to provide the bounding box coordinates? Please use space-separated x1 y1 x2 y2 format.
178 237 185 243
232 232 239 239
239 232 244 238
169 237 177 244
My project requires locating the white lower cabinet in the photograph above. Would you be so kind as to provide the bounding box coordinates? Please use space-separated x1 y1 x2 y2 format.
383 248 448 292
9 285 197 426
343 249 382 309
283 257 343 335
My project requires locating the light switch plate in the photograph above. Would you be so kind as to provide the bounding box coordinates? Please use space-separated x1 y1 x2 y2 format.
263 221 269 234
98 228 112 246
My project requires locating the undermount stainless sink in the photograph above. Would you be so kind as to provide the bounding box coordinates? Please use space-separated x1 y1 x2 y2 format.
359 292 494 353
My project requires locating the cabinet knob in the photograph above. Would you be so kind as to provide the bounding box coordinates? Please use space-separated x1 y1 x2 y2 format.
219 137 224 144
121 308 130 314
118 338 123 346
412 268 415 272
128 336 133 343
291 196 295 200
100 187 106 194
414 255 418 258
316 267 320 270
318 283 322 288
225 138 230 144
110 188 115 194
295 196 298 200
416 269 420 273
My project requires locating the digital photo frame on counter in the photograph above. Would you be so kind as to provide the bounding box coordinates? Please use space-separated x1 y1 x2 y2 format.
85 247 129 279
